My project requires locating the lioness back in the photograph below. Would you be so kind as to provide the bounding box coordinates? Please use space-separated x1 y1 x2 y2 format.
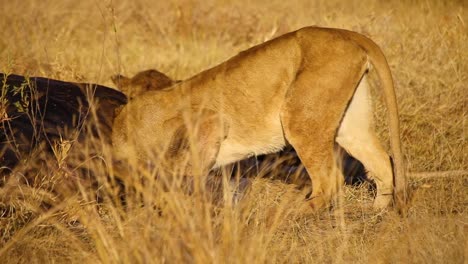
174 28 369 165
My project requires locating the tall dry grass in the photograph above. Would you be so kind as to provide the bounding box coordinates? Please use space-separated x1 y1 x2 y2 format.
0 0 466 263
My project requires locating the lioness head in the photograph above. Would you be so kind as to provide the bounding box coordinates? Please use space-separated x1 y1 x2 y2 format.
111 69 179 99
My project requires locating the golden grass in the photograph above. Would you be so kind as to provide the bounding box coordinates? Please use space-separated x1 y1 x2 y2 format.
0 0 467 263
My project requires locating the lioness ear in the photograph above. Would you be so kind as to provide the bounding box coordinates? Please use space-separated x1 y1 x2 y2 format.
111 74 131 90
134 69 177 91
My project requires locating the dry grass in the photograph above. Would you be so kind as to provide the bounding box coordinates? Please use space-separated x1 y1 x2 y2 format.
0 0 467 263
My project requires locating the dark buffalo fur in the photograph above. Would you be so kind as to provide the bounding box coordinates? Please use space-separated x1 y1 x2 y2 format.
0 73 127 176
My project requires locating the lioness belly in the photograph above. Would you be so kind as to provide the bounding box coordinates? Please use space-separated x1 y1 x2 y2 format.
214 117 286 167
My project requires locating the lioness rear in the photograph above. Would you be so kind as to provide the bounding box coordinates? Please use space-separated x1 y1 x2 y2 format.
112 27 406 210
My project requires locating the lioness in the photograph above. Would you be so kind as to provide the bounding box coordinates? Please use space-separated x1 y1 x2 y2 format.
112 27 406 210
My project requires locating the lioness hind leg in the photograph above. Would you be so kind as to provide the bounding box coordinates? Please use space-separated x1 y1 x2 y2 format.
335 76 394 210
281 119 343 210
280 70 364 210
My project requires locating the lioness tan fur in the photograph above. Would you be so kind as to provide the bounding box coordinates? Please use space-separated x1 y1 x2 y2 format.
112 27 406 210
111 69 179 99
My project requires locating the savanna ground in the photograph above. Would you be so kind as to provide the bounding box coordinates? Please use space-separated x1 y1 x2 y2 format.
0 0 467 263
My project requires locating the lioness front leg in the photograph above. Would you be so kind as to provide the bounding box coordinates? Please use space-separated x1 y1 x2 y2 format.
164 109 226 192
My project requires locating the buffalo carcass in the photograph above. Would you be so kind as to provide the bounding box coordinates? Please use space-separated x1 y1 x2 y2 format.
0 73 127 177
